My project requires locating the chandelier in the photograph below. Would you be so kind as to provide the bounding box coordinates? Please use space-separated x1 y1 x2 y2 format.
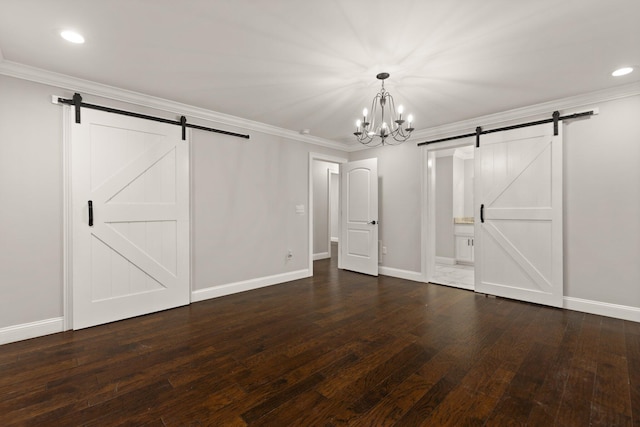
354 72 414 146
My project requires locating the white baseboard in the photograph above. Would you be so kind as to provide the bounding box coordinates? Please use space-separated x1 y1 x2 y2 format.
192 269 310 302
0 317 64 346
563 296 640 323
313 252 330 261
379 266 425 283
435 256 456 265
330 237 339 243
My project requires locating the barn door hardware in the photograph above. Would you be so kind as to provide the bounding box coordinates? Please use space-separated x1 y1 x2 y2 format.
88 200 93 227
57 93 250 141
418 110 594 147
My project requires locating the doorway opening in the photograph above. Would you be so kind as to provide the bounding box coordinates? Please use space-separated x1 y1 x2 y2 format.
426 144 475 291
308 153 347 277
312 160 340 261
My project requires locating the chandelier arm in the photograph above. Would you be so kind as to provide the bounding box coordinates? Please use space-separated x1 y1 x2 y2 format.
366 93 381 132
380 94 386 137
387 94 399 131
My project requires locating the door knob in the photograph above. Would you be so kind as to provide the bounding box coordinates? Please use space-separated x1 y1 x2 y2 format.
368 220 377 225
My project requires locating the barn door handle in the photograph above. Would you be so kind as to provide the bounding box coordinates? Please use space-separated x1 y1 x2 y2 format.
480 204 485 223
88 200 93 227
368 220 377 225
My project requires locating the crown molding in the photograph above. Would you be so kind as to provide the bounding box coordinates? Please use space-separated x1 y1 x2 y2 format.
412 81 640 143
2 60 638 152
0 60 349 152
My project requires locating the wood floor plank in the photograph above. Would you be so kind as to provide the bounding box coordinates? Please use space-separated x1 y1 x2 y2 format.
1 252 638 425
455 367 516 426
625 324 640 427
352 373 436 427
526 310 584 425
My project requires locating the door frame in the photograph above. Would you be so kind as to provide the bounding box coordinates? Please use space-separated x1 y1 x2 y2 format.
62 104 193 330
308 153 348 277
327 169 340 259
421 138 476 286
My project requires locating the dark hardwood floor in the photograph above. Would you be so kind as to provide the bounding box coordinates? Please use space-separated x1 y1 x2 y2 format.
1 251 639 426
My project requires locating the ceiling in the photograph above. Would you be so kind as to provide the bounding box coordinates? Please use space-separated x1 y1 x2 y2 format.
0 0 638 146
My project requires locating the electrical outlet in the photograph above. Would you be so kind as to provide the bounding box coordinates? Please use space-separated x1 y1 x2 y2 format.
287 250 293 259
382 246 387 255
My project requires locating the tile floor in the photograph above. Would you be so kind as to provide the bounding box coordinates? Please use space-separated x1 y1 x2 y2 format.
431 263 475 290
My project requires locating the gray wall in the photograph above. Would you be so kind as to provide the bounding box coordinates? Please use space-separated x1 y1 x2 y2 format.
0 76 64 328
563 95 640 306
464 158 474 218
192 134 342 289
1 72 639 332
349 141 422 272
330 172 339 241
0 74 347 329
452 155 465 218
349 94 640 310
435 156 455 259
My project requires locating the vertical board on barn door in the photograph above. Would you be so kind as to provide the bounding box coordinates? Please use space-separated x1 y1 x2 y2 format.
474 123 563 307
71 109 189 329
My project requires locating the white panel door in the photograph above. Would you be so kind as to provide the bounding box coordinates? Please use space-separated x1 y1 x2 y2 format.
71 109 190 329
475 123 563 307
340 158 378 276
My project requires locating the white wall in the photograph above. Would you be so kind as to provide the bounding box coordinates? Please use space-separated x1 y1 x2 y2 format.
311 160 339 256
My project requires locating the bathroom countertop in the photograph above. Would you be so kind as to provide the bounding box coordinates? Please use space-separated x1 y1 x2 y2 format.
454 217 474 224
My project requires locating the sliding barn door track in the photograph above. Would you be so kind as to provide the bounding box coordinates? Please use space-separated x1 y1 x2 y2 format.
57 93 250 141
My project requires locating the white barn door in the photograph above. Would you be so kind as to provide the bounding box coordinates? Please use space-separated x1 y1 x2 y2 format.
339 158 378 276
475 123 563 307
71 109 190 329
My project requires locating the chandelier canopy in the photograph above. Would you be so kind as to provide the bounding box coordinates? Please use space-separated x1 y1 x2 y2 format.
354 73 414 146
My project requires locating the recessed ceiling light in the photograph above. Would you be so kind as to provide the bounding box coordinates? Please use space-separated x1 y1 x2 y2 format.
60 30 85 44
612 67 633 77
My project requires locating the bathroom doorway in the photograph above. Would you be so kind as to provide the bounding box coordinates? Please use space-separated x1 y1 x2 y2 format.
430 145 475 290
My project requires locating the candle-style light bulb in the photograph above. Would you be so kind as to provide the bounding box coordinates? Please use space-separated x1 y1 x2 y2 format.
407 114 414 126
363 108 368 118
397 105 404 115
356 119 361 131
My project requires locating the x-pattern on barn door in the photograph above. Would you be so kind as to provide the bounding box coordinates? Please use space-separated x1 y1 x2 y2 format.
71 108 189 329
474 123 563 307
